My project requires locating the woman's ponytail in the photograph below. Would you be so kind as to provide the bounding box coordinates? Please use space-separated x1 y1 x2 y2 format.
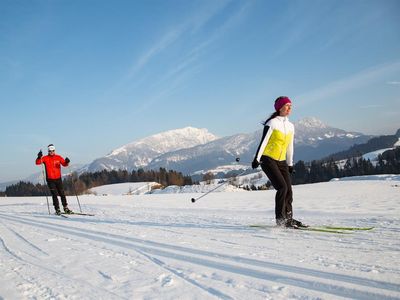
263 111 279 125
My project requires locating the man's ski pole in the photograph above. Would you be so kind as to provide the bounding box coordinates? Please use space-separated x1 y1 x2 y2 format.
71 182 82 213
39 150 51 214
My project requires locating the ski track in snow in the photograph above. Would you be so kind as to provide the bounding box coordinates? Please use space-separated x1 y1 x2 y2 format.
0 180 400 299
1 212 399 300
0 218 127 299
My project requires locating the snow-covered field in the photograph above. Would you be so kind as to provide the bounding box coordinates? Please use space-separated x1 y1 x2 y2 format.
89 182 160 196
0 179 399 299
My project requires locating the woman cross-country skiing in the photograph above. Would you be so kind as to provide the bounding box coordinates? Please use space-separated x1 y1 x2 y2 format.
252 96 305 228
35 144 72 215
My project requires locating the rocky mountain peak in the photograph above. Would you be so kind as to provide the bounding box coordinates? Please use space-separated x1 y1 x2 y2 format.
295 117 328 129
86 127 219 172
107 127 218 158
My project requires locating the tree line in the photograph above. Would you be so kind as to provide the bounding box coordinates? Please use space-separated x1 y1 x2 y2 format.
240 147 400 190
2 147 399 196
291 147 400 184
326 133 399 162
3 168 193 197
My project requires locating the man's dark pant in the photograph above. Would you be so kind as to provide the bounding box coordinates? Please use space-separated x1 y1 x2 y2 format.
47 178 68 210
260 156 293 222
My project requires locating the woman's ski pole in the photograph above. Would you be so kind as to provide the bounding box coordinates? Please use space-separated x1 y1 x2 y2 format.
191 164 248 203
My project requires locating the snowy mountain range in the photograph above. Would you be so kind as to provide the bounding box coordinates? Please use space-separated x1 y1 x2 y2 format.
78 117 372 176
293 117 372 162
295 117 362 145
0 117 383 190
80 127 218 173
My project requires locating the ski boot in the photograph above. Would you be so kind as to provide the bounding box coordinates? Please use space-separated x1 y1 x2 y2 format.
63 206 73 214
55 208 61 215
276 218 286 227
287 219 308 228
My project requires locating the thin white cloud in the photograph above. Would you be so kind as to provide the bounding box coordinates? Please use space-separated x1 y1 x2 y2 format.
360 104 383 109
158 1 251 85
386 81 400 85
296 60 400 107
125 1 252 115
131 29 182 75
104 1 234 97
128 0 233 80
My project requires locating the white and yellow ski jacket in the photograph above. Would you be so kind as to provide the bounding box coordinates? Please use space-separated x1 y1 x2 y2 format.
254 116 294 166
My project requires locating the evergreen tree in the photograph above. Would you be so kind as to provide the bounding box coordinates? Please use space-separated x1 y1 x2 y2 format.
293 160 308 184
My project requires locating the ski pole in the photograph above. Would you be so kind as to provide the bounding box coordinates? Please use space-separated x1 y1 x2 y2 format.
235 157 254 166
71 182 82 213
39 150 51 214
191 168 248 203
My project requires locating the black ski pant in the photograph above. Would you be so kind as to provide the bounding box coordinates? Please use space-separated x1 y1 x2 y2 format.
260 156 293 222
47 178 68 210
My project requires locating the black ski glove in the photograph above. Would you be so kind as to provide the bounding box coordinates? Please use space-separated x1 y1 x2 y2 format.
37 150 43 159
65 157 70 164
288 166 295 174
252 159 259 169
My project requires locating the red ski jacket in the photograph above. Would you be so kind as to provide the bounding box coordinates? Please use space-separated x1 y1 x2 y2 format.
36 155 69 180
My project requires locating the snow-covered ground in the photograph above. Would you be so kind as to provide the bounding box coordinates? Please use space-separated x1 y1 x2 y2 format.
333 174 400 182
89 181 245 196
362 148 397 166
0 179 399 299
89 182 160 196
362 148 394 162
361 140 399 166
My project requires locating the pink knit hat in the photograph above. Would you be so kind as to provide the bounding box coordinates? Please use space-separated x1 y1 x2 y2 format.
274 96 292 111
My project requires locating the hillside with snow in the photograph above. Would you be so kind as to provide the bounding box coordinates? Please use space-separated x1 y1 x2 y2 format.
146 117 373 174
80 127 218 173
293 117 372 162
294 117 364 145
146 131 259 176
80 117 372 176
2 120 396 191
89 182 160 196
0 178 399 299
0 118 377 190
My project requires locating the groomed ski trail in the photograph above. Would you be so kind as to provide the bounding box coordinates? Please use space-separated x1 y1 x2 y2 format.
0 212 399 300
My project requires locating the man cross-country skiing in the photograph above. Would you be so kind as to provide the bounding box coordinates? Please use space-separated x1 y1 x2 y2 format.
35 144 72 215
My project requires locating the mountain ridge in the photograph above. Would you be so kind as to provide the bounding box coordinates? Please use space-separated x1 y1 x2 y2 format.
4 117 395 190
80 117 373 176
80 126 218 173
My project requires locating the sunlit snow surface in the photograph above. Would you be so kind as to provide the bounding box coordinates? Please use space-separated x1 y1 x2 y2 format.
0 179 399 299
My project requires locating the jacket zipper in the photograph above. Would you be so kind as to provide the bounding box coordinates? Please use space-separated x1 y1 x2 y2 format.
279 118 286 160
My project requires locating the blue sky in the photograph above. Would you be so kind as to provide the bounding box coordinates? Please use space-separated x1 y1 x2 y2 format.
1 0 399 182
